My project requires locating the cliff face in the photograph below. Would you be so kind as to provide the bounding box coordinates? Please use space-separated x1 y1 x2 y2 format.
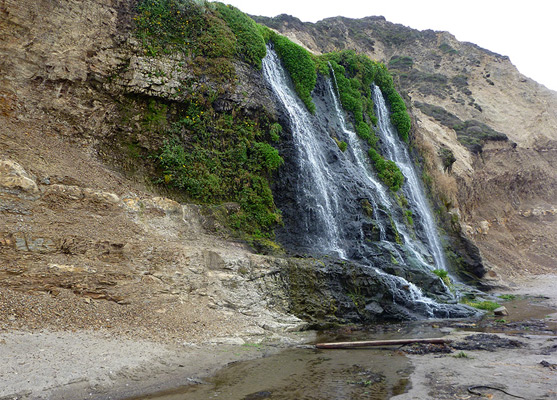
256 14 557 281
0 0 461 339
0 0 305 339
1 0 555 342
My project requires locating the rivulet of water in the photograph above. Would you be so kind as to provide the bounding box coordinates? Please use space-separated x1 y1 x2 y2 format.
262 48 346 259
372 84 448 271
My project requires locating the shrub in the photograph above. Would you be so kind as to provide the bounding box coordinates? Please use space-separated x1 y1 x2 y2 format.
269 122 282 141
388 56 413 70
415 102 507 153
214 3 266 68
253 142 284 171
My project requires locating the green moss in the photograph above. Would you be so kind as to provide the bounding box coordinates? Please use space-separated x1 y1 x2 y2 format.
333 137 348 152
388 212 402 245
461 299 500 311
432 269 450 286
360 199 374 218
405 209 414 226
368 148 404 192
269 31 317 113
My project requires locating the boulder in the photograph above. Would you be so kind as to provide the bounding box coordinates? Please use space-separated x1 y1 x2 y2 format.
0 160 39 196
493 306 509 316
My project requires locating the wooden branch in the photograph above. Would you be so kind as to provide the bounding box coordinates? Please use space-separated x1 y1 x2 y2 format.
315 338 451 349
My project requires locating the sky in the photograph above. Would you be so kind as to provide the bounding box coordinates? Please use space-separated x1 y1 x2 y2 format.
220 0 557 92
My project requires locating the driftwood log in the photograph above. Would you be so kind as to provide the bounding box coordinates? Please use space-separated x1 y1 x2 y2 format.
315 338 451 349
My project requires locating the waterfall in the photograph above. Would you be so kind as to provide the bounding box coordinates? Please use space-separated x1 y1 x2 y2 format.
325 75 432 269
372 268 463 318
325 77 387 241
262 48 346 259
373 268 437 317
261 47 470 319
372 85 448 271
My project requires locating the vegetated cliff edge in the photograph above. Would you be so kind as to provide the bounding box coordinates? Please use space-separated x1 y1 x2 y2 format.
254 14 557 282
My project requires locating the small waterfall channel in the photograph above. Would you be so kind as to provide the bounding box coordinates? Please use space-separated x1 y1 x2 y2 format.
261 48 346 259
372 85 448 271
262 47 467 319
325 76 437 270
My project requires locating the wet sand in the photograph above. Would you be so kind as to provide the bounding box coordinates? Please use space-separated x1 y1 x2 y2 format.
2 275 556 400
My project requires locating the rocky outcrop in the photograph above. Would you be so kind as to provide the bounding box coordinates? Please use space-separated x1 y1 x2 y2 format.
256 14 557 281
0 158 307 337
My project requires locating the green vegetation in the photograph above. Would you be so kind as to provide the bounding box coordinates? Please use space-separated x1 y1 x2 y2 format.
462 299 501 311
269 122 282 142
213 3 266 68
432 269 450 286
156 96 283 237
388 213 402 245
439 43 458 55
368 148 404 192
324 50 379 141
453 351 470 359
498 294 517 301
134 0 267 79
315 50 406 191
268 30 317 113
132 1 283 240
438 147 456 173
394 70 449 98
135 0 234 58
405 210 413 226
388 56 414 71
333 137 348 152
375 66 411 143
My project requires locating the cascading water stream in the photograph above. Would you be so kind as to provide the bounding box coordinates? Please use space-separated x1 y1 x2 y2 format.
262 47 470 318
325 74 431 268
325 77 386 241
372 85 449 271
262 48 346 259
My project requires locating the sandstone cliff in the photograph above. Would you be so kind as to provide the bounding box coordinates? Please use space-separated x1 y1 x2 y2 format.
0 0 304 340
255 14 557 281
2 0 555 342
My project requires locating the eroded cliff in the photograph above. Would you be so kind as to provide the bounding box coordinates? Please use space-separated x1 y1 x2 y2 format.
2 0 556 344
